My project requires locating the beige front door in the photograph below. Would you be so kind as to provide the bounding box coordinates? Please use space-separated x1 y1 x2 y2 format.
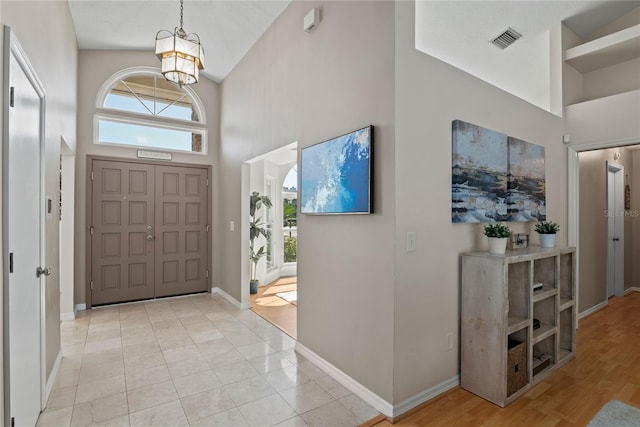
91 159 209 305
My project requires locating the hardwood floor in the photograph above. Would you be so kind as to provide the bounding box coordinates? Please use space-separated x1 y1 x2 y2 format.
250 277 297 339
373 292 640 426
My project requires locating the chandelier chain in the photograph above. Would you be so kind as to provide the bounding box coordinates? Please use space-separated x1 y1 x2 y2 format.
179 0 184 30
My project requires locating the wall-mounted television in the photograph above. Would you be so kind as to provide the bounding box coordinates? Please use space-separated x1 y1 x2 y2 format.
300 125 373 215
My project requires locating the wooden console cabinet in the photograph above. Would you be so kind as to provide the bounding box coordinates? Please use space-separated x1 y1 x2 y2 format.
461 246 576 407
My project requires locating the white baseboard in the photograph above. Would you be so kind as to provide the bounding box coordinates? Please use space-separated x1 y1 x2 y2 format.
624 287 640 295
579 300 607 319
294 342 460 418
75 303 86 313
44 350 63 408
393 375 460 417
295 342 393 417
60 312 75 321
211 287 251 310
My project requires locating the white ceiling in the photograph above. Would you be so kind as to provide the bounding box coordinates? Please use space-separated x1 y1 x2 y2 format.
68 0 291 83
415 1 639 113
69 0 638 89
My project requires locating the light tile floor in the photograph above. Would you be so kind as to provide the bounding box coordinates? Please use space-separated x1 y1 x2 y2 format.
37 293 380 427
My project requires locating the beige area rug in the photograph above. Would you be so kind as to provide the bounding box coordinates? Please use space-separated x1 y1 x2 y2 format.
275 290 297 305
588 400 640 427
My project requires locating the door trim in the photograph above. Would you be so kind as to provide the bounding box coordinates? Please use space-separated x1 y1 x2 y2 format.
2 26 48 424
85 155 212 309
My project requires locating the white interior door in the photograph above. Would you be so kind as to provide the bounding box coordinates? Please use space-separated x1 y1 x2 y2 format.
3 28 46 427
606 161 624 298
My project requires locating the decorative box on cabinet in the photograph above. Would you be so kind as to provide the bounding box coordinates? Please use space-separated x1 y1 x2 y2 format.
460 246 576 407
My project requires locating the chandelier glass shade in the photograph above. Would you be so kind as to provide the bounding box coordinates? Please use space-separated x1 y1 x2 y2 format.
155 0 205 86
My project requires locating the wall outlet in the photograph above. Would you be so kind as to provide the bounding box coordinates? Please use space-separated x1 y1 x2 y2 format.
406 231 416 252
446 332 454 351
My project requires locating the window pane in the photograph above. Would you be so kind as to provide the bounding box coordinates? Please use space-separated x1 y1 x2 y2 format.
98 119 202 152
103 74 198 122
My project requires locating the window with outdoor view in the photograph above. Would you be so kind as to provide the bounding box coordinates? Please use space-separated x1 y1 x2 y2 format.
95 68 207 153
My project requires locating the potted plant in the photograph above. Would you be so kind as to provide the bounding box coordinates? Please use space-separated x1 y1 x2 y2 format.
249 191 272 294
484 223 511 254
534 221 559 248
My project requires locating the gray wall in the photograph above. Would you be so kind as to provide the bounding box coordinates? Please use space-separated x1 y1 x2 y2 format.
74 50 221 307
220 1 396 401
0 0 78 383
578 147 635 312
393 1 568 403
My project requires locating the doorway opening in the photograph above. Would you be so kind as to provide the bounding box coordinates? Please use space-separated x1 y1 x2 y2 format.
573 144 639 321
244 144 298 338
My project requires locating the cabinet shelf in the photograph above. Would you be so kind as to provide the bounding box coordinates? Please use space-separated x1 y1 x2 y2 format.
559 298 575 311
507 317 530 334
533 323 556 344
564 24 640 73
532 286 557 302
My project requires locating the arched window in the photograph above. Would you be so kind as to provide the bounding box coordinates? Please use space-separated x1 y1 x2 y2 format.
94 67 207 154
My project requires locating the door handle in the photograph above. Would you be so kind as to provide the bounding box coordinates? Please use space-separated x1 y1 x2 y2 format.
36 267 51 278
146 235 155 241
613 238 620 242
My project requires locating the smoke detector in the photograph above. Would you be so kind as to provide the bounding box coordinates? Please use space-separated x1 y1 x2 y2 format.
491 27 522 49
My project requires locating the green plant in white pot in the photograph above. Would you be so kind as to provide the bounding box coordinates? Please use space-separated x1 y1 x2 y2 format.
249 191 272 294
534 221 559 248
484 223 511 254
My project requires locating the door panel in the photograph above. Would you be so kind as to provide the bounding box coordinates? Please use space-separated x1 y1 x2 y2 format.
155 166 208 297
92 160 155 305
91 161 208 305
5 37 44 426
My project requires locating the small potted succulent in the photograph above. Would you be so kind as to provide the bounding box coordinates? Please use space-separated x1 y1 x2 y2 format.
534 221 559 248
484 223 511 254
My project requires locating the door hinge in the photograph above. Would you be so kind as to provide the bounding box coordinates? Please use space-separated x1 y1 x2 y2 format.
206 224 209 232
206 270 209 278
206 179 209 187
90 225 94 235
90 171 94 181
9 87 15 107
90 281 94 291
9 252 13 274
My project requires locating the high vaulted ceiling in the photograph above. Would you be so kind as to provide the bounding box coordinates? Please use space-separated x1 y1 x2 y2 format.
415 1 639 113
68 0 638 88
68 0 291 83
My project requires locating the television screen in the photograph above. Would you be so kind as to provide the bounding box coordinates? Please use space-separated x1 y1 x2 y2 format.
300 125 373 215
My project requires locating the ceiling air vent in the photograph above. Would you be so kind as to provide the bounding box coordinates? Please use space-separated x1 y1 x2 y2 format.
491 27 522 49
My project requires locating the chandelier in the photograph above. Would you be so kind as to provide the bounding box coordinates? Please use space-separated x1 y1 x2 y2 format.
155 0 205 86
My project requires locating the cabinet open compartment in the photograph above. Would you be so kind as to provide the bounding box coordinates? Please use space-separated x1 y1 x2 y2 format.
508 261 530 333
559 252 575 309
533 256 556 293
559 306 575 362
507 329 529 397
533 295 557 343
533 334 556 378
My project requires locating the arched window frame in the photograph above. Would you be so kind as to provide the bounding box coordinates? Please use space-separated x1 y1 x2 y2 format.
94 66 208 154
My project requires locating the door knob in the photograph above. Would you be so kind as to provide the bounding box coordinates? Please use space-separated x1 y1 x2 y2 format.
36 267 51 278
146 235 155 241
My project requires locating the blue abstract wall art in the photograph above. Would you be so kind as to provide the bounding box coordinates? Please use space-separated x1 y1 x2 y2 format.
301 126 372 215
507 137 546 221
452 120 546 223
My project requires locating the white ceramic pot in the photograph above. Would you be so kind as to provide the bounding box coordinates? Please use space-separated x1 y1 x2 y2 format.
539 233 556 248
488 237 508 254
